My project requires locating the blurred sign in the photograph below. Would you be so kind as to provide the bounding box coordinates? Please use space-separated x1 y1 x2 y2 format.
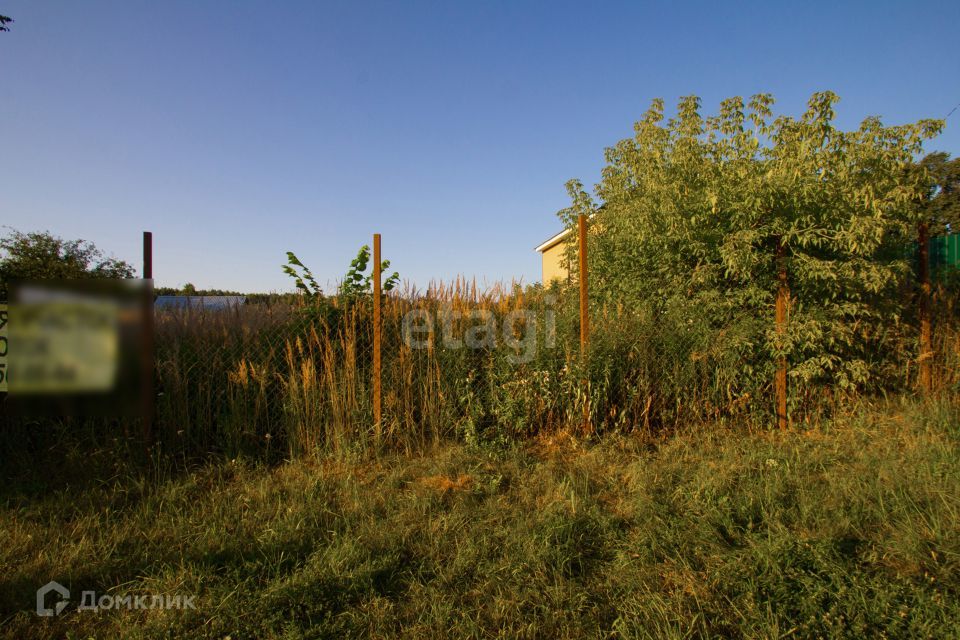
4 281 148 417
10 295 119 393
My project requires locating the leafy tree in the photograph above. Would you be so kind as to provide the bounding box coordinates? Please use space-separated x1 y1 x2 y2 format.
338 244 399 298
0 229 135 300
0 15 12 32
560 92 941 393
916 151 960 235
282 251 323 298
282 245 399 301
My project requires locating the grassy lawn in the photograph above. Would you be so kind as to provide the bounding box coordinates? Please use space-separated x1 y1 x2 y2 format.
2 401 959 639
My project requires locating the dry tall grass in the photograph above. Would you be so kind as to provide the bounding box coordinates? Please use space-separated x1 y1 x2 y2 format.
146 280 960 462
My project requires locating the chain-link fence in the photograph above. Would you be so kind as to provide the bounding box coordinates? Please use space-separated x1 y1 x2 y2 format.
148 272 960 463
2 230 958 465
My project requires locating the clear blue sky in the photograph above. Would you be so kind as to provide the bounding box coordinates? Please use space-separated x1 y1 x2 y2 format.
2 1 958 292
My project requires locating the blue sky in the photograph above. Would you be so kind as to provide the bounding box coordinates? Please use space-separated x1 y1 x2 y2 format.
2 1 958 292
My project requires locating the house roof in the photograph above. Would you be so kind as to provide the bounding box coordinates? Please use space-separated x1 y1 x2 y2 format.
534 212 598 253
534 228 572 253
154 295 246 310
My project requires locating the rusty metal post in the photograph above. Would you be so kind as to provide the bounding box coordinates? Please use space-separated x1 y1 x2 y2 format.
578 215 590 434
918 221 932 393
372 233 382 435
142 231 154 446
775 240 788 430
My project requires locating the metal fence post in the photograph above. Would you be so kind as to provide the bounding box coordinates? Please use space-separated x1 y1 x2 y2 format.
142 231 154 446
775 239 789 430
373 233 382 436
918 221 933 393
578 214 590 434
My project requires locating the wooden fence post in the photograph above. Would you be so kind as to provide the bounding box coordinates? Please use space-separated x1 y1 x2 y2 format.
142 231 154 446
578 215 590 434
918 221 932 393
372 233 382 436
775 240 789 430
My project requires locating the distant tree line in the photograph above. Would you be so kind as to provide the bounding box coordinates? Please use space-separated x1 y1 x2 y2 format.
0 229 286 303
153 284 245 297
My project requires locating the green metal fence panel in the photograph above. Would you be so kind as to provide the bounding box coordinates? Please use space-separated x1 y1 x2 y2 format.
915 233 959 281
929 232 959 282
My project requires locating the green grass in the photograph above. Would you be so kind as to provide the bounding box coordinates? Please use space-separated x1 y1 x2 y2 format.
2 399 959 639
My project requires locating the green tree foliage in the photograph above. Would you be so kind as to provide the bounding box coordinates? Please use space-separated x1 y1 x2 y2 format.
338 244 399 299
0 229 135 300
282 251 323 298
916 151 960 235
282 245 400 301
560 92 942 392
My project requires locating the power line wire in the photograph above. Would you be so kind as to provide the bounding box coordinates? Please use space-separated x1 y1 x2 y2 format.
946 100 960 120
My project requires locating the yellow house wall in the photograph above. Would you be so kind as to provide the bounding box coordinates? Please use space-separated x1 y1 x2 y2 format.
541 242 568 283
